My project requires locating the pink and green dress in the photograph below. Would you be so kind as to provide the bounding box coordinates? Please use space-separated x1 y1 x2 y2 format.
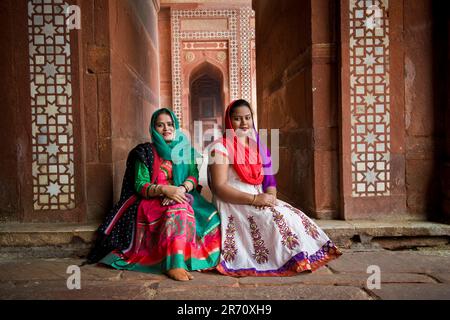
99 146 221 273
87 108 221 273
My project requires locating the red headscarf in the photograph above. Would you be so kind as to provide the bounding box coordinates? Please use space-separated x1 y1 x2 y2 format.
222 100 264 185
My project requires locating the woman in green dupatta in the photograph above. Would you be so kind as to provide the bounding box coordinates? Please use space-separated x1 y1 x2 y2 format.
97 108 221 281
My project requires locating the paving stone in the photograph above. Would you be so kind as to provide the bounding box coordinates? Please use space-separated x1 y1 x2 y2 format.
373 237 449 250
1 251 449 300
428 273 450 284
0 223 96 246
154 285 372 300
0 258 122 282
345 221 450 237
0 281 16 291
238 272 435 287
367 284 450 300
0 280 157 300
312 266 333 274
158 271 239 289
0 260 70 281
120 270 167 281
327 250 450 274
79 264 122 281
415 248 450 257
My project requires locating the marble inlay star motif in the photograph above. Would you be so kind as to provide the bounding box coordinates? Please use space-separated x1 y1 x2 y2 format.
364 17 378 30
350 0 390 197
46 143 59 156
364 93 376 106
45 103 59 117
29 43 38 55
364 169 376 184
47 182 61 197
365 132 376 145
43 62 57 78
28 1 35 15
363 53 376 67
43 23 56 38
29 0 76 210
63 43 71 55
61 3 70 15
30 82 38 98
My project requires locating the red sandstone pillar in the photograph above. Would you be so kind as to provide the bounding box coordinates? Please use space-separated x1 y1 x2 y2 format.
443 9 450 222
339 0 407 220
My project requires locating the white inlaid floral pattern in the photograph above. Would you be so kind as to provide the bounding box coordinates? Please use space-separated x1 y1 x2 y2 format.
171 8 255 124
350 0 390 197
28 0 75 210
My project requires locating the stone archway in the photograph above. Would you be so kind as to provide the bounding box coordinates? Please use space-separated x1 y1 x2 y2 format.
188 61 226 151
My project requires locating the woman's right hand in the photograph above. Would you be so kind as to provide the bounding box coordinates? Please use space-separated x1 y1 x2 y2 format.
253 193 276 208
161 185 187 204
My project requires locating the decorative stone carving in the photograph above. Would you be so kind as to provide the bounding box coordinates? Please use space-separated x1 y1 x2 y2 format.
28 0 76 210
216 51 226 63
185 51 195 63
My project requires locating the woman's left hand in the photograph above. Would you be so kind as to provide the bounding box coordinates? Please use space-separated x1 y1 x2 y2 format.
161 186 187 206
161 185 187 204
254 193 277 210
161 196 173 206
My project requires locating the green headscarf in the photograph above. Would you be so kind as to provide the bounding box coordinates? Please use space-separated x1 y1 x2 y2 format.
150 108 197 186
150 108 220 239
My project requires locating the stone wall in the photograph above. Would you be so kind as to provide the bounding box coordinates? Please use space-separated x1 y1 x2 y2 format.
0 1 25 222
109 0 160 204
404 0 447 221
159 7 172 108
253 0 340 219
310 0 340 219
443 1 450 222
1 0 85 223
81 0 160 222
80 0 112 223
253 0 448 221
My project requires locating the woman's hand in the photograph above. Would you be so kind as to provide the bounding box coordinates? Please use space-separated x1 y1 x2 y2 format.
161 196 173 206
161 185 187 204
253 193 276 209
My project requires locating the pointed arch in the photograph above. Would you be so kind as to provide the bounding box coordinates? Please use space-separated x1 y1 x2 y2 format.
186 61 226 150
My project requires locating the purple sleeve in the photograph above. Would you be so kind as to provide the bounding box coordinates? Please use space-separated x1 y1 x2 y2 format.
255 130 277 192
263 173 277 192
261 148 277 192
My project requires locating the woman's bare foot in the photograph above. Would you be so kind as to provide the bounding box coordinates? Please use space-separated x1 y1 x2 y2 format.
185 271 194 280
166 268 190 281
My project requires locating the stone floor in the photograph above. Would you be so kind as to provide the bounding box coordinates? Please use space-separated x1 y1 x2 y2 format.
1 248 450 300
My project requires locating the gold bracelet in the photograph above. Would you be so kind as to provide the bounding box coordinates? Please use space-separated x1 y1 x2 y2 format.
251 194 256 205
146 185 151 199
181 184 189 193
156 184 162 196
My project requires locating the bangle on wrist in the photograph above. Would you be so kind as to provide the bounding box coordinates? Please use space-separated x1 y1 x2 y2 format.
181 184 189 193
251 194 256 205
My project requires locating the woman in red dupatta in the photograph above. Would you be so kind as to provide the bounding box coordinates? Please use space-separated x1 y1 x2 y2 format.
208 99 342 277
